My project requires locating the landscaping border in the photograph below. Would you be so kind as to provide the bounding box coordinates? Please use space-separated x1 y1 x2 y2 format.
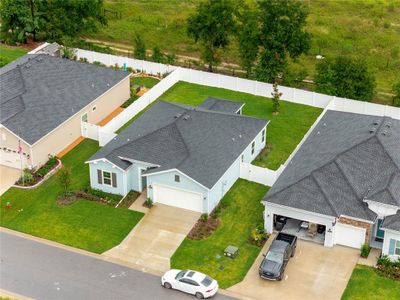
13 159 62 190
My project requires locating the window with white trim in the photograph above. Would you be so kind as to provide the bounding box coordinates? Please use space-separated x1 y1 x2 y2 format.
92 106 97 111
396 240 400 255
251 141 255 155
262 129 266 142
241 154 244 162
103 171 112 185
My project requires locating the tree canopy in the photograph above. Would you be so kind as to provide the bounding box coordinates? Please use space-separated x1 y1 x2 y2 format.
315 56 376 102
187 0 236 72
0 0 106 43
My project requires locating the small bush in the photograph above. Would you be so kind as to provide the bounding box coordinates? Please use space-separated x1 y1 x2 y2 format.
201 213 209 222
249 227 268 247
145 198 153 208
360 243 371 258
377 255 400 280
36 155 58 177
18 169 34 184
83 186 122 205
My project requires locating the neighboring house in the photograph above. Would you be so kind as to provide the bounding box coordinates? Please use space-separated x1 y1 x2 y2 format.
263 111 400 260
86 98 268 213
0 54 130 169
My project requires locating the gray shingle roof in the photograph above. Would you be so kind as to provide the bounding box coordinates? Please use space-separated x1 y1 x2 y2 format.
263 110 400 222
382 212 400 232
199 97 244 114
0 54 128 144
89 99 268 189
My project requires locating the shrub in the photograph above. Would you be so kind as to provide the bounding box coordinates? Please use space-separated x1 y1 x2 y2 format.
36 155 58 177
360 243 371 258
250 227 268 247
377 255 400 280
83 186 121 204
57 166 72 196
145 198 153 208
201 213 209 222
18 169 34 184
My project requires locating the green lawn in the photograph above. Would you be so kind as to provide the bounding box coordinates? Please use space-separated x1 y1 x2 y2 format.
131 76 160 88
341 265 400 300
0 45 28 67
0 139 144 254
158 81 321 170
88 0 400 105
171 179 268 288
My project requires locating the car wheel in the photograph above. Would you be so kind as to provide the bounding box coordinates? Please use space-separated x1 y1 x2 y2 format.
195 292 204 299
163 282 172 289
278 273 283 281
291 248 296 257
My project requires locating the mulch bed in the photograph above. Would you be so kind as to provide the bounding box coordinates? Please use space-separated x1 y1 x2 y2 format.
15 159 61 187
188 216 220 240
117 191 140 208
376 263 400 281
57 191 112 207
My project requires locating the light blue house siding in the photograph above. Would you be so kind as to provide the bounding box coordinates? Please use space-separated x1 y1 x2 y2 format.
126 162 152 192
89 160 127 195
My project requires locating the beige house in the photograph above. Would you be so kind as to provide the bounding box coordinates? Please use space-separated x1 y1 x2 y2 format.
0 54 130 169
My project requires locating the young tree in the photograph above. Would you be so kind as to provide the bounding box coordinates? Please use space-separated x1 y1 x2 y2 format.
236 4 259 77
187 0 236 72
151 46 164 63
133 34 146 60
255 0 311 82
57 167 72 196
165 52 177 65
393 79 400 107
271 82 282 115
315 56 376 102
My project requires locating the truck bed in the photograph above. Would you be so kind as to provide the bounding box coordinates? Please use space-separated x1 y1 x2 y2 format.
276 232 297 247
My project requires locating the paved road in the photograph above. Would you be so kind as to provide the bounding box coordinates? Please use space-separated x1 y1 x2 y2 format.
0 232 234 300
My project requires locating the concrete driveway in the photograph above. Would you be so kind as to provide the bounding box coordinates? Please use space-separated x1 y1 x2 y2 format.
228 237 359 300
103 204 200 275
0 166 20 196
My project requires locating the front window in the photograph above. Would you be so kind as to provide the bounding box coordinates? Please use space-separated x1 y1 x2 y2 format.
103 171 111 185
251 141 255 155
396 240 400 255
175 270 187 280
262 129 266 142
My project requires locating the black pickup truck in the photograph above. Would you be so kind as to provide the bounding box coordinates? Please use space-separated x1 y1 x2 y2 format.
258 232 297 281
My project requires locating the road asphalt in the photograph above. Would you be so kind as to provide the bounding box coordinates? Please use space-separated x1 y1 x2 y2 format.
0 231 235 300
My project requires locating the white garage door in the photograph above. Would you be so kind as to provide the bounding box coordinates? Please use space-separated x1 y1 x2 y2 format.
153 184 203 212
335 223 366 249
0 151 25 169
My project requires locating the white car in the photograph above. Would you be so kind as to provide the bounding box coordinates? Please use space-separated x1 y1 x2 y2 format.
161 269 218 299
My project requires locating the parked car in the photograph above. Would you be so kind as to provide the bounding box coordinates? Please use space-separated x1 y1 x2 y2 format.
259 232 297 281
161 269 218 299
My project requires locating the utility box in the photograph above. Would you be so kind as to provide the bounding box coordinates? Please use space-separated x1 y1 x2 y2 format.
224 245 239 259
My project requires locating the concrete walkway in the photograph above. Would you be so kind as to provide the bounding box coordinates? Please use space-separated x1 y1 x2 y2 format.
358 248 381 267
103 204 200 275
0 166 20 196
128 189 149 214
228 238 359 300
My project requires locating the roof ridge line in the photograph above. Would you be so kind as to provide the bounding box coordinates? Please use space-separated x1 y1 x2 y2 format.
375 132 400 171
310 172 339 216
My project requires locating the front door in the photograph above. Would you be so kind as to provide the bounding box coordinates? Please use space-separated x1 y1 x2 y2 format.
376 219 385 239
140 169 147 191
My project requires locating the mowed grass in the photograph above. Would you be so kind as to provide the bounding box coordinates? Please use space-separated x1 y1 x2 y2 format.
89 0 400 105
171 179 269 288
131 76 160 88
0 45 28 67
159 82 322 170
0 139 143 253
341 265 400 300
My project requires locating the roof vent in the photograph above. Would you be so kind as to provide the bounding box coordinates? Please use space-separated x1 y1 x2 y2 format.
386 121 391 128
369 127 376 134
373 120 380 125
323 123 327 127
317 131 320 135
239 134 242 138
174 113 182 119
183 115 190 120
382 130 389 136
127 138 130 142
232 137 235 142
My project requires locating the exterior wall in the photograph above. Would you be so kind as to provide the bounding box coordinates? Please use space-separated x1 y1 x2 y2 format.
242 126 267 164
146 170 208 212
382 230 400 261
264 203 336 247
31 77 130 168
0 127 32 168
89 160 126 195
338 217 373 245
126 162 151 192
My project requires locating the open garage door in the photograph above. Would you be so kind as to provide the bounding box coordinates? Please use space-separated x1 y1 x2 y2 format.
153 184 203 212
335 223 366 249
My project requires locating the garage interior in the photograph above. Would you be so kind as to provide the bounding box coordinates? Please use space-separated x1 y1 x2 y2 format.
275 215 326 245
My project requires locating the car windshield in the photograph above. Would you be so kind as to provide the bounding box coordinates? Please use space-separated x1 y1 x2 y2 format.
201 276 213 287
175 270 187 280
265 251 283 264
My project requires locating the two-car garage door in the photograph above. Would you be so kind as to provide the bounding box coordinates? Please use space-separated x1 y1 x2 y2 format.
335 223 366 249
153 184 203 212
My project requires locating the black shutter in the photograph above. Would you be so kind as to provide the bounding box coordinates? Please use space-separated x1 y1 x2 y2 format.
112 172 117 187
97 170 102 184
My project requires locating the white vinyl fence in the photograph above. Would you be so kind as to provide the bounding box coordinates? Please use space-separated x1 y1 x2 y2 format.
73 48 400 186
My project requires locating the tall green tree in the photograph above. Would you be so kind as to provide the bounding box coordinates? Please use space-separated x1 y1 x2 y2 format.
133 34 146 60
151 46 164 63
187 0 236 72
255 0 311 82
235 3 259 77
315 56 376 102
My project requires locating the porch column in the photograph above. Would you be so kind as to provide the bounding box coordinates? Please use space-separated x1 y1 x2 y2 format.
264 205 274 234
